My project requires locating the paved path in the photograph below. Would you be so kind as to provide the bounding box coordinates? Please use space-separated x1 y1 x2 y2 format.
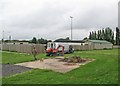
2 64 32 77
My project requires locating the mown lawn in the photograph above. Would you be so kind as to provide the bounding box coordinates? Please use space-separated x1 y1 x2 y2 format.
2 51 46 64
2 49 119 84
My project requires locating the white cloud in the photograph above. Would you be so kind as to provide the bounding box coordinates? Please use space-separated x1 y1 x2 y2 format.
0 0 119 40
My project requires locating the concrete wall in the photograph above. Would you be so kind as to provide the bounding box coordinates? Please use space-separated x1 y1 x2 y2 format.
1 44 45 54
73 43 113 51
73 45 94 51
113 46 120 49
94 44 113 49
1 43 113 53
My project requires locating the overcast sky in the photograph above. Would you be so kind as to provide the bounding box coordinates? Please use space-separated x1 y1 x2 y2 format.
0 0 119 40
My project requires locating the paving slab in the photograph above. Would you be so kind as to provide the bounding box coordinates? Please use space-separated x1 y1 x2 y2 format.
16 57 95 73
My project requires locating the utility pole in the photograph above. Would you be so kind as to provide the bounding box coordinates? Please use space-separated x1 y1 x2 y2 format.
9 35 11 42
2 30 4 44
118 1 120 28
8 32 11 42
38 34 40 44
70 16 73 40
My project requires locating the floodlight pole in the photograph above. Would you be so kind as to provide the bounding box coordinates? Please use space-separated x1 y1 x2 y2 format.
2 30 4 44
70 16 73 40
38 34 40 44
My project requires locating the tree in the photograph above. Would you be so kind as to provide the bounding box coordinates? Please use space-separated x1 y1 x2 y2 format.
38 38 47 44
91 31 95 40
102 29 105 40
102 27 114 44
88 27 114 44
83 37 88 40
99 30 102 40
94 31 97 40
111 32 114 44
66 37 70 40
97 30 100 40
31 37 37 44
55 37 70 42
116 27 120 45
89 32 92 39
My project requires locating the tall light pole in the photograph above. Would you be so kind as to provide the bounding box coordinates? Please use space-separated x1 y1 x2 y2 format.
38 34 40 44
8 32 11 42
2 30 4 44
70 16 73 40
118 1 120 28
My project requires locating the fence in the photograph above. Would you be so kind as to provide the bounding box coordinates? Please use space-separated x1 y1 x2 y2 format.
1 44 45 54
0 43 113 54
72 45 94 51
72 44 113 51
113 46 120 49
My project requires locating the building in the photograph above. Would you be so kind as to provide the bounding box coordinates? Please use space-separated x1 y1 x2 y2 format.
86 40 113 49
54 39 113 50
54 40 85 45
5 42 29 44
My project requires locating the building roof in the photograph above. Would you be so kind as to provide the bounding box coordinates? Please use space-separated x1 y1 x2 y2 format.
54 40 85 43
88 40 112 44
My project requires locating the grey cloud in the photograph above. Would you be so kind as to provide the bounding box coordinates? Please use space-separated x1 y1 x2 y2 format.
1 0 119 40
72 7 117 30
2 1 70 30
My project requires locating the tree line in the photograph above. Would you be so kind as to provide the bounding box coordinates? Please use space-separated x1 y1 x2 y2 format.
30 37 71 44
2 27 120 45
116 27 120 45
89 27 120 45
29 37 48 44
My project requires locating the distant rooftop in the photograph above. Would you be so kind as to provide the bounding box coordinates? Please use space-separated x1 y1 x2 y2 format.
54 39 112 44
88 40 112 44
54 40 85 43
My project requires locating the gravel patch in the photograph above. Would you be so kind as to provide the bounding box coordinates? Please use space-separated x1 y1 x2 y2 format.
2 64 32 77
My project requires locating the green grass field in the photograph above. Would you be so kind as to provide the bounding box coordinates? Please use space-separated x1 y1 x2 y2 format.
2 49 119 84
2 51 46 64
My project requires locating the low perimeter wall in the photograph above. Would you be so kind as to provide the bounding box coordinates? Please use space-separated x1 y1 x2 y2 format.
0 43 113 53
1 44 45 54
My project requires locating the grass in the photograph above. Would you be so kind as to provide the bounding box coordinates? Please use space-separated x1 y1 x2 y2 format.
2 51 46 64
0 77 2 86
2 49 119 84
